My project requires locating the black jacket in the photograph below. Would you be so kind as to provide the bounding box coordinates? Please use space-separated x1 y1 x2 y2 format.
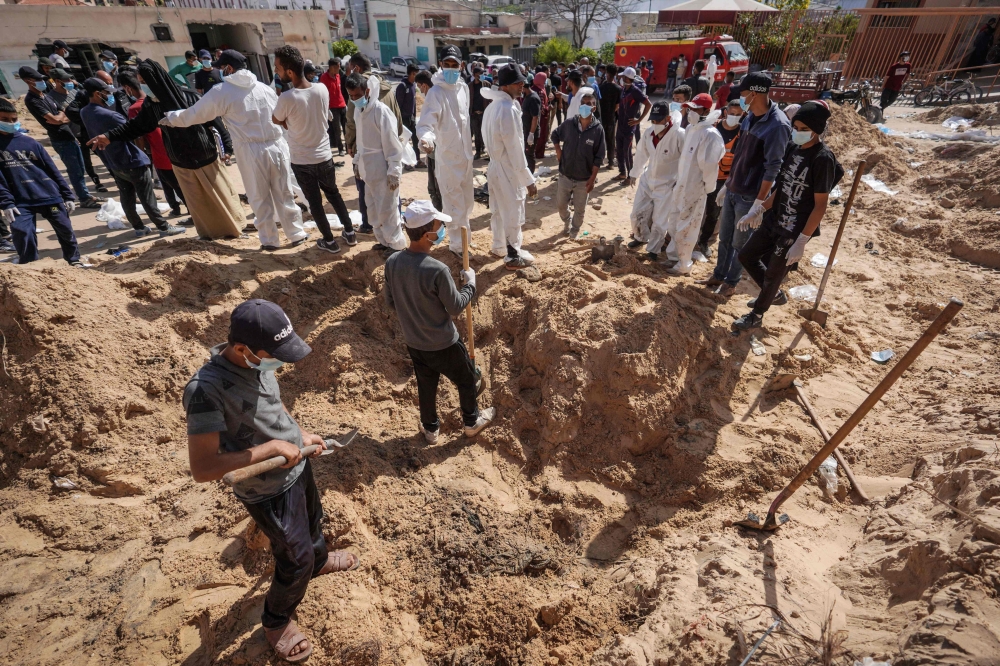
104 91 232 170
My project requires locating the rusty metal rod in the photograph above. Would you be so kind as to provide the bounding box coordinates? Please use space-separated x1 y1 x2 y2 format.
761 298 963 528
813 160 865 315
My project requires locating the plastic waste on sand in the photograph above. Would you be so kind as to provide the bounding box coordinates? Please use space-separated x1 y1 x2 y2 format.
788 284 818 302
854 659 892 666
135 202 170 215
96 198 128 230
861 174 898 196
871 349 895 364
325 214 345 231
818 455 838 499
941 116 974 130
749 335 766 356
692 250 708 263
534 166 552 177
810 253 838 268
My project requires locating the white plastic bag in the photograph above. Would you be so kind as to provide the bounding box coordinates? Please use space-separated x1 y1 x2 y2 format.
788 284 818 301
96 198 128 230
941 116 974 130
136 202 170 215
326 213 345 231
810 253 838 268
860 174 898 196
400 125 417 167
818 455 838 499
349 210 364 227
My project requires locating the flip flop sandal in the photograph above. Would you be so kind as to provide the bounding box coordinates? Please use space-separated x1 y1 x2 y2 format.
317 548 361 576
265 620 312 663
81 198 104 208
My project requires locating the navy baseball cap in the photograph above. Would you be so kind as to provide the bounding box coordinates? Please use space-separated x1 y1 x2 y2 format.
739 71 772 94
212 49 246 70
229 299 311 362
53 39 71 51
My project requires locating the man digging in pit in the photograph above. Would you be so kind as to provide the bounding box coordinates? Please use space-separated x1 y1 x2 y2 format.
183 299 359 663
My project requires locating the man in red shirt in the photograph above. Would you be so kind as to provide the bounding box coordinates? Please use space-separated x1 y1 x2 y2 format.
118 69 188 221
319 58 348 156
880 50 911 110
714 70 735 110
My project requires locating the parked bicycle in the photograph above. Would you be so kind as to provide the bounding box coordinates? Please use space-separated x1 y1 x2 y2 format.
914 74 984 106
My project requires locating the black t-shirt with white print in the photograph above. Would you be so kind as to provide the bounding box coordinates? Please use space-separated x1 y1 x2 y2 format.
763 142 842 238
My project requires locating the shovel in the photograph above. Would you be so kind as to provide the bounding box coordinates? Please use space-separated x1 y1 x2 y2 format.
222 428 359 486
804 160 865 328
460 226 486 396
737 298 963 531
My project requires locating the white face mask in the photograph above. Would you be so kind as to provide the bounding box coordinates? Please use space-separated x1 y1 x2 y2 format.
651 123 665 133
687 110 703 125
724 114 741 127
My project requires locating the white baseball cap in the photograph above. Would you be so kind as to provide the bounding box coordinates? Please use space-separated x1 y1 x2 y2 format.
402 200 452 229
621 66 637 80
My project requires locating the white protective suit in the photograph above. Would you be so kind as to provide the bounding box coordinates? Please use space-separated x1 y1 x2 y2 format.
161 69 306 247
706 56 719 88
353 76 408 251
656 109 725 273
481 88 536 260
416 71 474 254
630 109 685 245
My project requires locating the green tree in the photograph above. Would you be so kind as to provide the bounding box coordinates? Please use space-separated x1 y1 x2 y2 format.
575 47 600 63
331 39 359 59
535 37 576 65
598 41 616 64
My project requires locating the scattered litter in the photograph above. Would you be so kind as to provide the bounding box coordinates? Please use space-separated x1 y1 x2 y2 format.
543 196 552 201
793 354 813 362
865 240 879 255
853 659 891 666
303 220 317 229
30 415 48 433
906 129 1000 143
788 284 818 301
349 210 363 226
861 174 898 196
96 198 128 230
871 349 895 364
53 477 78 490
971 331 1000 340
941 116 975 130
830 184 843 199
581 231 590 236
810 253 838 268
533 166 552 177
749 335 766 356
817 455 838 499
692 250 708 263
106 246 131 258
136 202 171 215
908 161 923 168
325 214 345 231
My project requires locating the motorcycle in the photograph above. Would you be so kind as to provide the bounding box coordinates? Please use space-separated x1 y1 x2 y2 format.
830 79 883 124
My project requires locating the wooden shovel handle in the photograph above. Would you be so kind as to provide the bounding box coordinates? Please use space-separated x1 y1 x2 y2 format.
222 444 321 486
460 226 475 361
814 160 865 310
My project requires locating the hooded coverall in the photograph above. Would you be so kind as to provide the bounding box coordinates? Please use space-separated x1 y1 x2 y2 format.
629 110 684 245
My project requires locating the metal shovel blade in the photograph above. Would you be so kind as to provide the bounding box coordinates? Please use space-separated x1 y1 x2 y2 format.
734 511 790 531
321 427 360 454
809 308 829 328
474 366 487 396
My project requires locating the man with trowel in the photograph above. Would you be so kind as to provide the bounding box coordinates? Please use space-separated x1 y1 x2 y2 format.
184 299 359 663
384 200 495 444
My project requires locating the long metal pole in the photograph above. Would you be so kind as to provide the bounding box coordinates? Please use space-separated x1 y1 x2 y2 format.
793 385 870 504
761 298 964 528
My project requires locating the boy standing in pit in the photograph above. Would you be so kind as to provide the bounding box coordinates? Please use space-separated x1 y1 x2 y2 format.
184 299 359 663
733 101 843 330
384 200 494 443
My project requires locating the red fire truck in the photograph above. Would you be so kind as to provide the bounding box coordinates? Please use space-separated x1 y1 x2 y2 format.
614 34 750 93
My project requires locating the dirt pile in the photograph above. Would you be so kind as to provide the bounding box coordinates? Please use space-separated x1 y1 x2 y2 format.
826 102 912 184
916 102 1000 125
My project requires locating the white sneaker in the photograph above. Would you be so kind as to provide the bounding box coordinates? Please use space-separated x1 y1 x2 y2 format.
463 407 495 437
518 249 535 264
419 424 439 445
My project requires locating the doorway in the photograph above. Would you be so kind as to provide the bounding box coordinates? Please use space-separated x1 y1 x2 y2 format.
377 20 398 67
186 22 271 83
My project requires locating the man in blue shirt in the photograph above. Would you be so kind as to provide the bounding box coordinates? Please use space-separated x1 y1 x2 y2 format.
614 67 651 182
701 72 791 296
79 78 185 239
0 98 82 265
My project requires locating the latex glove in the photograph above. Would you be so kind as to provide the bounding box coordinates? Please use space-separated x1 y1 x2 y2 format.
1 207 19 224
785 233 811 266
387 174 399 190
419 137 434 154
460 268 476 288
715 184 727 206
64 200 76 213
736 199 766 232
526 133 535 146
353 163 361 180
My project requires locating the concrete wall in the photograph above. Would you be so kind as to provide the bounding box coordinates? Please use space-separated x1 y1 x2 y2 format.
0 5 329 93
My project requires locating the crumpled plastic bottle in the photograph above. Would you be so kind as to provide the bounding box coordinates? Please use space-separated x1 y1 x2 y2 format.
818 455 838 499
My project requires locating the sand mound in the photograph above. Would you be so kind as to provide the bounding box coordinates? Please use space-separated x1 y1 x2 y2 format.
916 102 1000 124
826 102 912 184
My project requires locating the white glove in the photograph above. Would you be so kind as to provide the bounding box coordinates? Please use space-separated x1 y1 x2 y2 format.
736 199 766 232
785 233 810 266
1 207 20 224
419 138 434 154
526 133 535 146
715 184 727 207
460 268 476 288
387 175 399 190
64 200 76 213
353 163 361 180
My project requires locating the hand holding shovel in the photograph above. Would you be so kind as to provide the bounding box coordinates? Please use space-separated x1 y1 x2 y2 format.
222 428 359 486
460 226 486 396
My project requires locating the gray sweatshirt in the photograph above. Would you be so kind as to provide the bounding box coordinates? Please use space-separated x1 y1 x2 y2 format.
384 249 476 351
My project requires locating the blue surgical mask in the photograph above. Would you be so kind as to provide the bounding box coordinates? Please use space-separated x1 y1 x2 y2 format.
791 129 814 146
668 102 681 113
104 94 116 108
442 68 461 85
579 104 593 118
64 82 75 91
588 76 596 86
140 84 158 102
0 121 21 134
739 93 752 112
243 351 285 372
352 95 368 109
432 224 446 245
312 76 319 83
34 80 48 92
201 59 212 68
102 60 116 73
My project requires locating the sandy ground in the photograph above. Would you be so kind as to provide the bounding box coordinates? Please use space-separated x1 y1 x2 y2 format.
1 98 999 666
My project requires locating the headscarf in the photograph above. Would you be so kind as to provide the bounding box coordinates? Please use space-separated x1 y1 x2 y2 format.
532 72 548 89
136 59 196 112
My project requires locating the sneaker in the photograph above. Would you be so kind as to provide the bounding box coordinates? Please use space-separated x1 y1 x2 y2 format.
261 244 279 251
463 407 495 437
357 224 375 235
505 256 531 270
81 198 105 209
567 227 581 240
665 265 689 276
695 277 723 287
747 290 787 308
135 227 152 237
382 247 399 260
645 252 658 261
341 231 358 246
178 217 195 227
158 225 186 237
95 184 109 193
317 238 341 254
69 260 87 268
290 237 308 248
170 207 183 216
732 311 763 331
627 239 644 250
0 239 14 253
518 249 535 264
338 149 345 157
419 424 439 445
371 243 388 252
